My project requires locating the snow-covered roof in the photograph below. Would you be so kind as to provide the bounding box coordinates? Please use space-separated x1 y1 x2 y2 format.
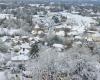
53 44 64 48
34 24 40 29
68 31 79 36
86 38 93 41
55 25 64 29
54 24 67 29
29 37 34 41
87 31 96 33
30 41 36 44
22 36 29 39
21 43 30 49
67 26 72 29
38 31 44 35
31 30 37 34
56 31 65 36
71 11 80 14
34 37 41 42
18 49 29 55
75 36 82 39
86 32 100 42
29 4 40 7
11 54 29 61
9 29 20 35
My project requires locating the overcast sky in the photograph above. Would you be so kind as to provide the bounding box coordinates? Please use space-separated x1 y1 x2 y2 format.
0 0 99 3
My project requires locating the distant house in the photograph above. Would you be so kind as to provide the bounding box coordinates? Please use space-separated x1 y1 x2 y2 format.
33 24 40 32
54 25 64 32
54 25 71 32
54 24 71 37
32 24 48 36
32 24 42 35
85 31 100 42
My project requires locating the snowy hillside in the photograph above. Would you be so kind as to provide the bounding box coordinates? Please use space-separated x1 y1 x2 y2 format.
60 12 96 34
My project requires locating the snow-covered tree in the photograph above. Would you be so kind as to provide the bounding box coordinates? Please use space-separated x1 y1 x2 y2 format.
30 43 39 58
0 39 8 53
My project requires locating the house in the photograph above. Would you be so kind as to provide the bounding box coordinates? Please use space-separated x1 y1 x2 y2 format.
86 31 100 42
32 24 40 35
89 33 100 42
54 25 64 32
32 24 44 34
32 24 46 35
54 24 71 37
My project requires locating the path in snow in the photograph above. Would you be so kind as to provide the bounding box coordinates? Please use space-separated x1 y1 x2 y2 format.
0 71 7 80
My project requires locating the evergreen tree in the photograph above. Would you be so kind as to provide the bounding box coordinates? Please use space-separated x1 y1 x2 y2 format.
30 43 39 58
52 15 60 23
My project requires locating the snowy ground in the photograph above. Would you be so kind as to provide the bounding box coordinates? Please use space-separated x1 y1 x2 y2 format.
0 71 7 80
